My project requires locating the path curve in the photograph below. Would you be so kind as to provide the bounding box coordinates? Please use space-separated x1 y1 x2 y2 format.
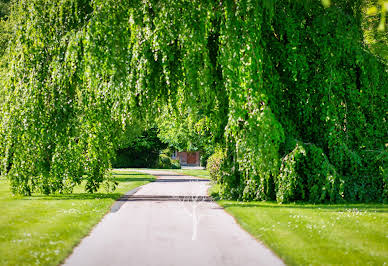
64 169 284 266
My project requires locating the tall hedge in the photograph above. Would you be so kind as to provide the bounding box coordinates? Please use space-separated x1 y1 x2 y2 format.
0 0 386 200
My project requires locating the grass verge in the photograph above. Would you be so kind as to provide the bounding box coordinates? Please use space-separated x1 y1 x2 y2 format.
162 169 210 179
0 170 154 266
217 199 388 265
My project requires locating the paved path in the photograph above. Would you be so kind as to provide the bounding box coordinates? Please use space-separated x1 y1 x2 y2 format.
64 170 284 266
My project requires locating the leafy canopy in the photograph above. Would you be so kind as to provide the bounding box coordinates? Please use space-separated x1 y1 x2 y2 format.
0 0 386 202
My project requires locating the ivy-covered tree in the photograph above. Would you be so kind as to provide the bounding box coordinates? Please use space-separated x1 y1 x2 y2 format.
0 0 386 203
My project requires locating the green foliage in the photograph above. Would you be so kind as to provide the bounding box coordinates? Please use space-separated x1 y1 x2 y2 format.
112 128 167 168
276 143 340 203
156 103 217 168
206 148 225 182
156 105 209 152
113 128 181 169
172 159 181 169
215 0 387 203
0 0 10 19
362 0 388 60
0 0 386 200
0 0 11 58
156 153 181 169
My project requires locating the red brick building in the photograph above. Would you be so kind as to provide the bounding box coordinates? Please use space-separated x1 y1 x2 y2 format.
172 151 201 166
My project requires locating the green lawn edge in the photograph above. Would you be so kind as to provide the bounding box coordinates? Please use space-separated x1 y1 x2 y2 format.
116 168 210 179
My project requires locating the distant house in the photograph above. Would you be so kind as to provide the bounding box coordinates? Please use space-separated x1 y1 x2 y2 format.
172 151 201 166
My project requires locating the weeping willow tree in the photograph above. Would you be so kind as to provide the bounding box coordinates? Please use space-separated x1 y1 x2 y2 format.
0 0 387 202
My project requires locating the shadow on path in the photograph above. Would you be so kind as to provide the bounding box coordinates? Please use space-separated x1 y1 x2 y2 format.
22 193 122 201
117 195 213 202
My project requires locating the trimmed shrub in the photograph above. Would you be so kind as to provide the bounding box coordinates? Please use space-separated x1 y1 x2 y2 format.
156 154 171 169
207 148 225 182
171 158 181 169
156 153 181 169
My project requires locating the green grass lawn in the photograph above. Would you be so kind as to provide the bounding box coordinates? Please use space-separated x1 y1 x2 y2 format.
0 171 154 266
217 200 388 265
160 169 210 179
124 168 211 179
